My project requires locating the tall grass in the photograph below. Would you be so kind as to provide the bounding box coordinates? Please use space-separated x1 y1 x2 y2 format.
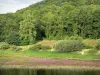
0 67 100 75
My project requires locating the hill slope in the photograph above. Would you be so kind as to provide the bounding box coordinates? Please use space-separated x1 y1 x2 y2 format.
0 0 100 45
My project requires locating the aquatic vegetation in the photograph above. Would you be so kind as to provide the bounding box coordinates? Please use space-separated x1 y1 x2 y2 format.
0 66 100 75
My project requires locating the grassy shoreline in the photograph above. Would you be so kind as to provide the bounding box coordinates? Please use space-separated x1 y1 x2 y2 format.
1 50 100 59
0 66 100 75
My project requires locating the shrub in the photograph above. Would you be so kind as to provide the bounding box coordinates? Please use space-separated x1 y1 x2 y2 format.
95 40 100 50
41 44 51 50
83 44 93 49
70 35 83 41
0 42 10 50
87 50 97 55
55 40 83 53
5 31 20 45
10 45 22 51
29 44 42 51
29 44 51 51
64 36 70 40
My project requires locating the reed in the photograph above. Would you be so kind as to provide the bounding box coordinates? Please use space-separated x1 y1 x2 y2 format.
0 66 100 75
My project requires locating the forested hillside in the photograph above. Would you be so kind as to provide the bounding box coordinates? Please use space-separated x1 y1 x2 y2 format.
0 0 100 45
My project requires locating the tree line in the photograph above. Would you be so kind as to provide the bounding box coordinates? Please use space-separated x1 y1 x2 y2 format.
0 0 100 45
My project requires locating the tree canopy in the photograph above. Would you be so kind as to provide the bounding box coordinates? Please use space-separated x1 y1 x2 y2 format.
0 0 100 45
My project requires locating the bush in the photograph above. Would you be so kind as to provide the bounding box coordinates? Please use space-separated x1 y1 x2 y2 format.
95 40 100 50
55 40 83 53
29 44 51 51
70 35 83 41
29 44 42 51
87 50 97 55
41 44 51 50
0 42 10 50
83 44 93 49
10 45 22 51
5 31 20 45
64 36 70 40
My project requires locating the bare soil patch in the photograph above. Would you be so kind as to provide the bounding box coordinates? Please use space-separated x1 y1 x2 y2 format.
38 40 56 46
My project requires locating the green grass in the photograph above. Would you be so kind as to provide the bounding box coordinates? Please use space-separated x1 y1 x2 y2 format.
23 50 100 60
0 50 100 60
0 39 100 75
0 39 99 60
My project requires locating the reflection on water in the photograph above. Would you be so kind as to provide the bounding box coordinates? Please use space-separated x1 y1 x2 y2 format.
0 68 100 75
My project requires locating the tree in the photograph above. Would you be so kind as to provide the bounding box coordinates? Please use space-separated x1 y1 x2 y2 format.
0 14 5 41
0 13 20 45
19 10 37 45
69 5 100 39
0 0 100 45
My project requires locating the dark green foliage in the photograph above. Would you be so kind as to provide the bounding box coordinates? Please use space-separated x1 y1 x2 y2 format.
0 42 10 50
29 44 51 51
40 44 52 50
55 40 83 53
0 0 100 45
10 45 22 51
0 68 100 75
5 31 20 45
83 44 93 49
0 15 5 42
16 0 100 40
95 40 100 50
69 35 83 41
87 50 98 55
0 13 20 45
29 44 42 51
69 5 100 39
19 10 37 45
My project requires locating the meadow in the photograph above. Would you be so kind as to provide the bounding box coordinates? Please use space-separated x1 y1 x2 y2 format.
1 0 100 74
0 39 100 75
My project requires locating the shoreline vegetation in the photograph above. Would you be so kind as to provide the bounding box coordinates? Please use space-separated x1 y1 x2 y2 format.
0 66 100 69
0 39 100 68
0 0 100 74
0 66 100 75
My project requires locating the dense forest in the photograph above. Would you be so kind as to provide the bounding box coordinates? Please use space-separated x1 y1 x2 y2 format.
0 0 100 45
